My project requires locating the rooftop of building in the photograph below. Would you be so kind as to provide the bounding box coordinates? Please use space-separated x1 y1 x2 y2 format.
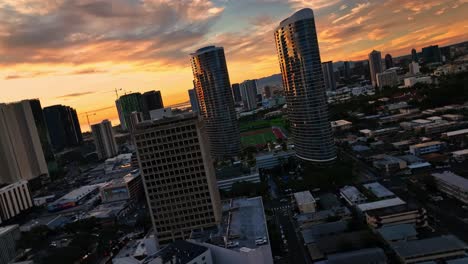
0 224 18 236
142 240 209 264
294 191 316 205
410 141 443 148
135 112 198 131
357 197 406 212
398 154 425 164
331 120 352 127
325 247 387 264
432 171 468 191
0 181 27 192
452 149 468 155
216 197 268 251
52 184 102 204
86 200 129 219
377 224 418 242
444 128 468 137
102 171 140 189
340 186 367 204
363 182 395 198
301 221 348 244
392 235 467 258
191 45 222 56
277 8 314 30
296 207 351 227
114 233 158 261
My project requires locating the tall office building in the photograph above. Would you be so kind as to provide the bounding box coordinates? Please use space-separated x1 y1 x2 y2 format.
0 181 33 224
0 102 48 184
133 113 221 244
142 91 164 120
274 8 336 163
240 79 258 111
422 45 442 64
188 89 200 113
231 83 242 103
385 54 394 69
322 61 336 91
411 48 418 62
43 105 83 151
116 93 144 130
190 46 240 159
368 50 383 87
91 120 118 160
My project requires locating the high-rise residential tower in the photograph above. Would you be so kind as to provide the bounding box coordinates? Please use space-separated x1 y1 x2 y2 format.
384 54 394 70
322 61 336 91
0 102 48 184
231 83 242 103
422 45 442 64
343 61 351 80
411 48 418 62
133 113 221 244
240 79 258 111
274 8 336 163
190 46 240 160
42 105 82 151
91 120 118 160
368 50 383 87
188 89 200 113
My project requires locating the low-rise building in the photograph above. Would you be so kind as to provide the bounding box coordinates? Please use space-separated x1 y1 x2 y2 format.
256 151 295 170
293 191 316 214
392 235 467 264
330 120 352 131
452 149 468 162
403 76 432 87
217 172 261 191
100 171 143 203
372 155 407 173
409 141 445 156
432 171 468 204
324 247 387 264
363 182 396 199
376 224 418 243
441 114 464 121
377 70 398 88
442 128 468 140
0 225 20 264
0 181 33 224
363 203 427 228
47 184 101 212
339 186 367 206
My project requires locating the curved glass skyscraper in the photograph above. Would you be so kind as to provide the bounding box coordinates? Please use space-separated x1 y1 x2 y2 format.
190 46 240 159
274 8 336 163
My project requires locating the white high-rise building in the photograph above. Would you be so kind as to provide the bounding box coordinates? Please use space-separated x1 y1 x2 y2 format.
322 61 336 91
0 102 48 184
91 120 118 160
240 79 258 111
409 61 420 75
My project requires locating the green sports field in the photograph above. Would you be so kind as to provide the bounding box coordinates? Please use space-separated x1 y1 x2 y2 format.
240 128 276 146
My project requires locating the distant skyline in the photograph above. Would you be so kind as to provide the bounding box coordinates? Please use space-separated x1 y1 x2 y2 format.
0 0 467 130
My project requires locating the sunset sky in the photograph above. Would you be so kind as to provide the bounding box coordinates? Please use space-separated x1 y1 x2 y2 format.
0 0 467 130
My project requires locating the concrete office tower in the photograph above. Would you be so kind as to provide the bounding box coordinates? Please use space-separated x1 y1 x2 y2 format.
240 79 258 111
142 91 164 120
411 48 418 62
43 105 83 151
133 113 221 244
385 54 394 70
0 102 48 184
190 46 240 160
188 88 200 113
368 50 383 87
322 61 336 91
231 83 242 103
91 120 118 160
376 70 398 88
274 8 336 163
116 92 144 130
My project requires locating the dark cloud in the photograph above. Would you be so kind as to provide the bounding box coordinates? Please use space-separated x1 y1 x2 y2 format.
55 91 95 99
0 0 224 66
4 71 55 79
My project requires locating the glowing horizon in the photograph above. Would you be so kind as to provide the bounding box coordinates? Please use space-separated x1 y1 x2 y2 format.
0 0 467 131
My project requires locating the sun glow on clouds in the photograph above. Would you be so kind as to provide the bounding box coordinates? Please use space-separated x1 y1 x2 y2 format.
0 0 467 129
